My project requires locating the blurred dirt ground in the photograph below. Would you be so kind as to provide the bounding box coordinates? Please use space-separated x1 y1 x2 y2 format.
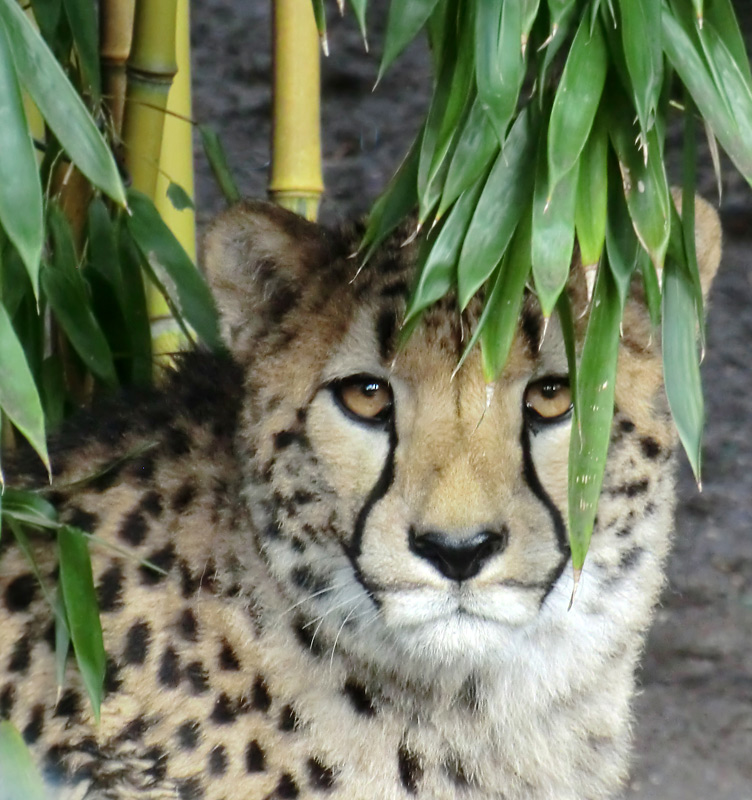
190 4 752 798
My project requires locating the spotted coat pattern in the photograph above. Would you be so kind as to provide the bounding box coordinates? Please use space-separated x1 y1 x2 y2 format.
0 199 722 799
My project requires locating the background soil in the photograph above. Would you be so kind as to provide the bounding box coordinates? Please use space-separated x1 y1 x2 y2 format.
190 4 752 797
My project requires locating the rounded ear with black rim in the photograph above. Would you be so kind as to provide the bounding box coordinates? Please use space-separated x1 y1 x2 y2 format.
203 201 330 357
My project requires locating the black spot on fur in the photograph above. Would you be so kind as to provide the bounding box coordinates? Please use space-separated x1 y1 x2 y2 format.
119 509 148 546
139 543 176 584
252 675 272 712
279 704 299 731
67 507 99 532
640 437 662 459
0 684 15 718
398 744 423 794
172 481 197 513
343 679 376 716
117 715 149 742
308 757 336 790
185 661 209 694
144 745 168 782
444 756 471 786
22 705 45 744
291 566 328 595
210 693 236 725
268 284 300 323
104 657 123 694
129 452 156 481
167 427 191 456
208 745 228 776
619 419 636 434
623 479 649 497
274 430 307 450
180 561 200 596
8 634 31 673
44 744 70 782
97 563 124 611
177 720 200 750
177 776 204 799
140 490 163 517
42 620 56 651
245 740 266 772
520 306 542 355
276 773 300 798
218 640 240 671
619 547 644 570
178 608 198 641
293 617 325 657
54 688 80 719
158 646 181 688
123 620 151 664
4 573 37 612
376 309 397 360
88 464 122 492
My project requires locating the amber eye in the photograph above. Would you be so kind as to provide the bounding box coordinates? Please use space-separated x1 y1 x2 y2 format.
524 377 572 423
332 375 393 425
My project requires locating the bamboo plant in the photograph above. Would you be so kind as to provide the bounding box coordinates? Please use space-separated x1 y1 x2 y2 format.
319 0 752 576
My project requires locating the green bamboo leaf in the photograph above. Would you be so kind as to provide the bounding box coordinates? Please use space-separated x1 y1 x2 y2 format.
0 23 43 297
0 304 48 473
58 525 105 721
378 0 441 79
117 221 153 386
606 88 670 269
617 0 662 139
44 205 118 386
691 0 703 25
360 133 420 263
311 0 328 53
540 0 578 81
574 115 608 268
61 0 100 101
405 175 485 324
604 167 641 306
199 125 241 205
347 0 368 45
1 239 33 319
55 582 71 689
547 16 607 189
438 97 499 218
475 0 523 142
87 197 123 296
418 3 474 223
29 0 63 49
568 259 621 569
556 290 578 400
458 109 538 309
0 0 125 205
662 254 704 482
166 181 195 212
480 212 533 381
662 8 752 180
3 487 58 528
532 142 579 318
0 721 47 800
639 251 661 327
126 189 222 351
704 0 751 86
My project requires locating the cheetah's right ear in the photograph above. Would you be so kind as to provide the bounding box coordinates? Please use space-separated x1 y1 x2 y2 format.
203 201 329 353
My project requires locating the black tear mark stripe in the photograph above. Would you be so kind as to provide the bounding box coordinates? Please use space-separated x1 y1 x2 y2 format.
346 416 398 605
520 426 570 603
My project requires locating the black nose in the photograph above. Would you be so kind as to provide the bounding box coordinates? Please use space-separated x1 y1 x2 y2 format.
408 527 508 582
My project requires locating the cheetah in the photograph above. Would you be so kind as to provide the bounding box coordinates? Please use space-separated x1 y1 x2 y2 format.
0 198 721 799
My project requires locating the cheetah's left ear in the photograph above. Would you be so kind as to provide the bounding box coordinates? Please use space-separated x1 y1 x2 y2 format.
202 200 329 353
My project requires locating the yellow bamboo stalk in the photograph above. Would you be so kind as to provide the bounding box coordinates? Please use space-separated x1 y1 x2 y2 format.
122 0 178 199
154 0 195 262
121 0 182 369
270 0 324 221
100 0 136 136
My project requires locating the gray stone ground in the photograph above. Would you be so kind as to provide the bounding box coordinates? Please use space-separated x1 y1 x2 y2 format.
190 4 752 797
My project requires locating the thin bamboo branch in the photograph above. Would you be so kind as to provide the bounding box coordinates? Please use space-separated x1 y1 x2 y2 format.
270 0 324 221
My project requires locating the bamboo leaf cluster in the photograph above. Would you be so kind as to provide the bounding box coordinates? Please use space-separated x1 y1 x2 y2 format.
326 0 752 569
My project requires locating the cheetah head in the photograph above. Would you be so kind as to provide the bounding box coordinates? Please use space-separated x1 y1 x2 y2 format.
204 200 721 676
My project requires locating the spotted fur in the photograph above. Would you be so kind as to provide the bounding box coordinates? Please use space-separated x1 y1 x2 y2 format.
0 199 721 799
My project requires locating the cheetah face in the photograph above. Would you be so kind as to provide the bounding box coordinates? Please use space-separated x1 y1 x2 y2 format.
204 199 720 671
